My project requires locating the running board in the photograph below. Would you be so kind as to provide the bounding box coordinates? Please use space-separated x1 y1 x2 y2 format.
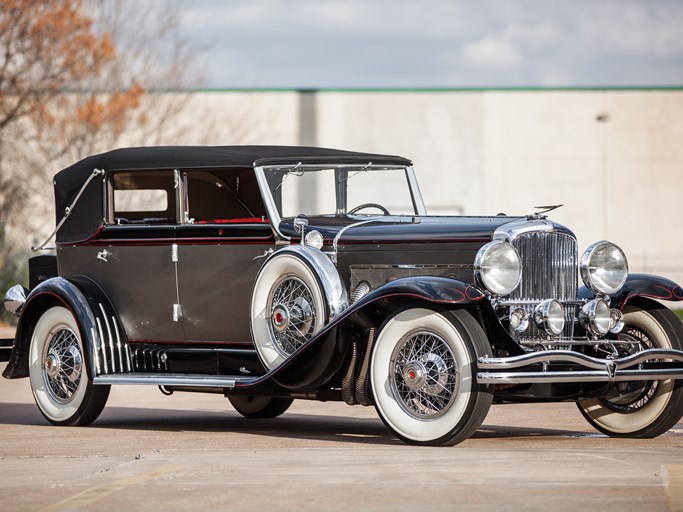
93 373 255 388
477 348 683 384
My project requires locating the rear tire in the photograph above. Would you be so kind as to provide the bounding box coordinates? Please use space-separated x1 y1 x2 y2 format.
370 307 493 446
577 302 683 437
228 395 294 418
29 306 109 426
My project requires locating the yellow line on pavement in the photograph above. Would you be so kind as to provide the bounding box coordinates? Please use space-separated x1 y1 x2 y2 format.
665 464 683 512
39 465 183 512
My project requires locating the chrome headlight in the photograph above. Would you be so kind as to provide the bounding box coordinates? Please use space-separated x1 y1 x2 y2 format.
580 241 628 295
580 298 611 336
534 299 565 336
474 241 522 296
304 229 324 249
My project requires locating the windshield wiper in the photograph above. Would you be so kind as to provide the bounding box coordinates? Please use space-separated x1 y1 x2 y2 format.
273 162 303 192
337 162 372 184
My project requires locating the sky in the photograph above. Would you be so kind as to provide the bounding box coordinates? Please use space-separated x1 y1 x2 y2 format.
178 0 683 89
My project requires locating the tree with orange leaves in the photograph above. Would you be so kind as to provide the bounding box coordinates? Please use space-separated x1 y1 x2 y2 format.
0 0 129 131
0 0 145 216
0 1 197 322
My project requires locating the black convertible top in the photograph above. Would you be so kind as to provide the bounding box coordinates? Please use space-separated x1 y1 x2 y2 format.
53 145 412 244
56 145 411 187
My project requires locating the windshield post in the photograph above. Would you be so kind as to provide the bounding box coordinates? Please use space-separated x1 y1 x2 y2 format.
334 168 347 215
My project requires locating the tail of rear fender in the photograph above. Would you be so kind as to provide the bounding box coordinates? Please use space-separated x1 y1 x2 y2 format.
2 276 124 381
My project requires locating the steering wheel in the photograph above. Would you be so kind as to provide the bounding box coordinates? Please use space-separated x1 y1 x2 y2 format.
348 203 390 216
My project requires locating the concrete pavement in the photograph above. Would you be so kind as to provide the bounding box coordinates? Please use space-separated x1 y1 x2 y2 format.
1 362 682 511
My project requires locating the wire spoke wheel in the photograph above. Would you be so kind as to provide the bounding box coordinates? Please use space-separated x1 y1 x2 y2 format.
29 306 110 426
599 327 658 413
42 327 83 404
577 301 683 438
371 307 493 446
390 331 458 419
268 274 316 357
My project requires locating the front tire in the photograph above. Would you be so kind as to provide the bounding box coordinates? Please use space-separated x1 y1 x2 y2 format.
370 307 493 446
578 301 683 437
29 306 109 426
228 395 294 418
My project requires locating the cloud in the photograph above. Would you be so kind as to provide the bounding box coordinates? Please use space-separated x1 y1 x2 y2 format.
461 37 522 69
176 0 683 88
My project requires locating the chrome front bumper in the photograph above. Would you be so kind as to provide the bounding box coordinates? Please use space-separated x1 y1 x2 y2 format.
477 349 683 384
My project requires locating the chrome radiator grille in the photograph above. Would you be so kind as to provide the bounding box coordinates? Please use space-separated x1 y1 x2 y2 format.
509 232 578 302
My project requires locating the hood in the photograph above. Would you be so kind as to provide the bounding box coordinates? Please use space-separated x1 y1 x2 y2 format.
279 215 524 245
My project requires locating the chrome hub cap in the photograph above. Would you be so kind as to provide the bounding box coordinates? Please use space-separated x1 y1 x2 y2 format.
42 328 82 404
268 275 317 356
390 331 458 419
271 306 290 333
45 352 61 379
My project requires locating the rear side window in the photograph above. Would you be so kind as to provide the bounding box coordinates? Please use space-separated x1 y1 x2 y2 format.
109 171 177 224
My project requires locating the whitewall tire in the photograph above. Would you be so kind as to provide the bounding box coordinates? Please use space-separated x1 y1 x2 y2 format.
29 306 109 425
370 307 493 446
251 254 326 370
578 302 683 437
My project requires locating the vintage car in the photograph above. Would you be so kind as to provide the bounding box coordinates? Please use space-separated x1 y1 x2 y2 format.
3 145 683 446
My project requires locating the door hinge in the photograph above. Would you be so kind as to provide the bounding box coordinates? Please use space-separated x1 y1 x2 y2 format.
173 304 183 322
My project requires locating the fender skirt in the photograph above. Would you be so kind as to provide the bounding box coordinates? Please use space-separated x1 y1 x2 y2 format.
2 276 127 381
238 276 485 391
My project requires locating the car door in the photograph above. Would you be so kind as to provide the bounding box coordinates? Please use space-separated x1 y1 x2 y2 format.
175 168 275 344
96 169 185 343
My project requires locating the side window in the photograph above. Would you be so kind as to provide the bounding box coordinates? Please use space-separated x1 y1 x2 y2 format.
109 171 177 224
185 168 268 224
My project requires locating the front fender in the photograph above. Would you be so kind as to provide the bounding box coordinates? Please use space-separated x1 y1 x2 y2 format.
578 273 683 309
612 273 683 309
238 276 485 391
353 276 486 307
2 276 127 381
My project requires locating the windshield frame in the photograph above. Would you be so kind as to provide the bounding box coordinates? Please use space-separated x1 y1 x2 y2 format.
254 163 427 239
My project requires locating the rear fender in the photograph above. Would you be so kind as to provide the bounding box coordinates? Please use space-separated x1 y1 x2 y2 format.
2 276 127 381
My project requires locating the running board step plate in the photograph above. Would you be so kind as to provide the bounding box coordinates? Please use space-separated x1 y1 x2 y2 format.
94 373 254 388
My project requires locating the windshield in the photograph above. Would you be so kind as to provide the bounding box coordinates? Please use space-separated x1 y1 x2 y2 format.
261 165 420 219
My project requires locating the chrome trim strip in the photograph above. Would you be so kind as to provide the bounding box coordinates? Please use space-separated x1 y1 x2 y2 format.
406 166 427 215
112 315 125 372
91 327 101 375
93 374 253 387
98 303 115 372
254 165 286 239
493 218 555 242
332 218 383 259
95 317 108 374
478 348 683 370
477 369 683 384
